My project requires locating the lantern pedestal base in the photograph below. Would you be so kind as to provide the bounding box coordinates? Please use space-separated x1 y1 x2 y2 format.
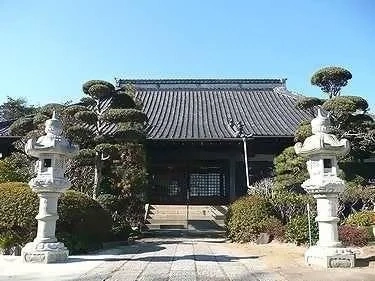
305 246 355 268
21 241 68 264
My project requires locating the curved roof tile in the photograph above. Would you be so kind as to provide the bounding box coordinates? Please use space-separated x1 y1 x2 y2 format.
121 79 312 139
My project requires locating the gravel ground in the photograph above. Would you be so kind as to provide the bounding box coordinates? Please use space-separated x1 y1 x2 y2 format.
231 241 375 281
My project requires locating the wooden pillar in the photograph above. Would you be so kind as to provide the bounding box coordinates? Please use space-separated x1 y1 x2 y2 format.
229 158 236 202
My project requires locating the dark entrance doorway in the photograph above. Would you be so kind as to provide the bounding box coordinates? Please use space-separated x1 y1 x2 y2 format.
150 161 229 205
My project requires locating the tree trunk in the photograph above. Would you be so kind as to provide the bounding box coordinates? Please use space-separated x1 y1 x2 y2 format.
93 156 102 199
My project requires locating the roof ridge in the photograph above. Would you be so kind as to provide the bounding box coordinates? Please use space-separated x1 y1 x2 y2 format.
116 78 286 85
135 87 277 91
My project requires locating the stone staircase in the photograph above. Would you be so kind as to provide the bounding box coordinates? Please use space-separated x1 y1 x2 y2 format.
143 205 227 236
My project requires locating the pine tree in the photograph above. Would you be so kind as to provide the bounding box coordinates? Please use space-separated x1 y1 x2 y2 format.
66 80 146 199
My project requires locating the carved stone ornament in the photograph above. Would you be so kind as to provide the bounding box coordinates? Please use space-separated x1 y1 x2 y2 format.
294 108 355 268
21 112 79 263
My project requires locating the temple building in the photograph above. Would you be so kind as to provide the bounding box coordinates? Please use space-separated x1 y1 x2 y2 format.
0 79 313 205
117 78 312 205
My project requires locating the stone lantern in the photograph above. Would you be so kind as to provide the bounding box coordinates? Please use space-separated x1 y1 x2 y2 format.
21 112 79 263
294 109 355 268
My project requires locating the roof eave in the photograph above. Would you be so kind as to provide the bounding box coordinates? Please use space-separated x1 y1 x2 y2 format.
146 135 294 142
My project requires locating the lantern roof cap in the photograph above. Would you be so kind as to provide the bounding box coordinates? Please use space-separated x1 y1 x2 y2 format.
25 112 78 157
294 108 350 157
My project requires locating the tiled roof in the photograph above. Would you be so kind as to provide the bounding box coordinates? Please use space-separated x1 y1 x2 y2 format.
1 79 313 140
118 79 313 139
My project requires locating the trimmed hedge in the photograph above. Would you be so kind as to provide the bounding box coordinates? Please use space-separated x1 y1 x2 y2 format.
57 191 112 253
225 195 277 242
82 80 115 98
103 108 147 123
112 91 137 109
261 217 286 242
285 215 318 245
338 225 369 247
0 182 38 248
0 182 111 254
345 211 375 227
74 110 98 125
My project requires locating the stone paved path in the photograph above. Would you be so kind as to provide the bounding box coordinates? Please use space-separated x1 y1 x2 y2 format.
77 238 285 281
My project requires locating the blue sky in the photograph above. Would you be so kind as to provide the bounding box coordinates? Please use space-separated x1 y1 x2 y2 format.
0 0 374 111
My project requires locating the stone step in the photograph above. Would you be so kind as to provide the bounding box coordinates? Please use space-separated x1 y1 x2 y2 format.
148 215 224 222
146 222 225 230
150 209 224 214
145 204 227 234
142 229 226 238
146 219 189 225
150 205 227 211
146 219 225 227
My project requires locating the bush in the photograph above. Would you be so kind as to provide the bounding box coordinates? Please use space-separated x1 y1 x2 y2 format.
97 193 132 241
247 178 273 198
338 225 369 247
285 215 318 245
339 183 375 219
0 153 34 183
260 217 286 242
345 211 375 227
225 195 276 242
0 231 20 254
57 191 112 253
0 182 38 249
0 182 111 254
273 146 308 192
271 191 315 223
97 194 119 213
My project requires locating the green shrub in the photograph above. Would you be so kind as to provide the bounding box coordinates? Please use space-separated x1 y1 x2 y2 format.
285 215 318 245
0 153 34 183
338 225 369 247
97 194 119 214
225 195 276 242
273 146 308 191
0 182 111 254
0 182 38 249
260 217 286 242
271 191 315 223
345 211 375 227
97 193 131 241
57 191 112 253
110 211 131 240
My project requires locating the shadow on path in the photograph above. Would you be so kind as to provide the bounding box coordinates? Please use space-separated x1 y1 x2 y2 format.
67 241 166 263
355 255 375 267
67 239 258 263
132 254 259 262
68 254 258 263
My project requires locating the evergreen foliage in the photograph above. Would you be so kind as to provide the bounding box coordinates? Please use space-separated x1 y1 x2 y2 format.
311 66 352 98
296 97 324 111
273 146 308 191
0 183 111 254
68 80 147 199
345 211 375 227
0 97 37 121
270 191 314 223
294 121 312 143
225 195 278 242
0 153 34 183
285 215 318 245
303 67 375 161
4 80 148 230
57 190 112 253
